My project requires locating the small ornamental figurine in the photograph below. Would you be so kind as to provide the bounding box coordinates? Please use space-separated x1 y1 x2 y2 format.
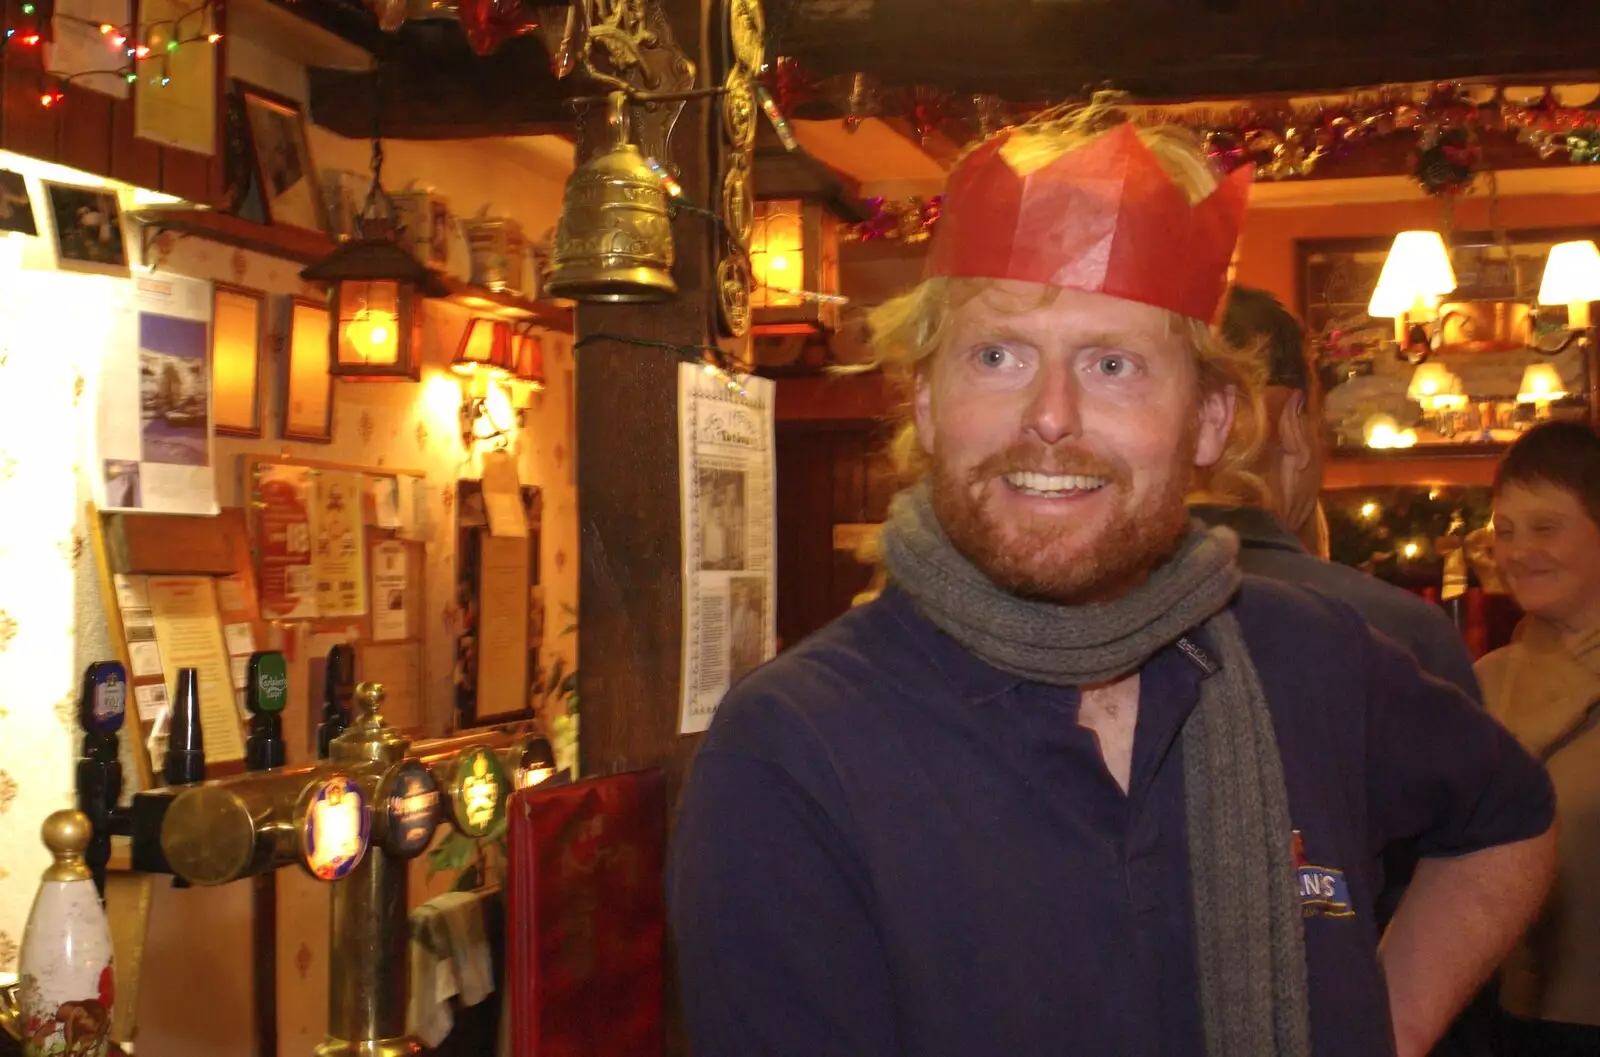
17 810 115 1057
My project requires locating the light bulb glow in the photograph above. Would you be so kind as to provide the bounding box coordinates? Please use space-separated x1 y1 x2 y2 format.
1360 501 1379 520
1402 541 1421 559
769 255 789 272
344 307 399 365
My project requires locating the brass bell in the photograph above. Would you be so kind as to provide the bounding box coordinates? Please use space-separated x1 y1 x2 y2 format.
547 91 678 303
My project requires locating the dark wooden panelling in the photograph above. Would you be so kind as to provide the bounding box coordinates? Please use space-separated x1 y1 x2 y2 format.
2 0 59 162
110 96 161 192
776 421 896 650
57 90 114 178
160 145 210 202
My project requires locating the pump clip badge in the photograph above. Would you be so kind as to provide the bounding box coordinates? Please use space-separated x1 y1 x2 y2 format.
1293 830 1354 919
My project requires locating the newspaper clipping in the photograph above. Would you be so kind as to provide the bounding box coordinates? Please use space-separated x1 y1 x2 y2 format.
678 363 776 735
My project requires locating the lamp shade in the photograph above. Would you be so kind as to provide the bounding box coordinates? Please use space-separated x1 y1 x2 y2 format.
1517 363 1569 403
1537 240 1600 306
1406 362 1462 404
452 319 513 377
512 332 546 390
1367 231 1456 318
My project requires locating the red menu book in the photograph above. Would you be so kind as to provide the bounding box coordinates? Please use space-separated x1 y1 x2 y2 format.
506 769 666 1056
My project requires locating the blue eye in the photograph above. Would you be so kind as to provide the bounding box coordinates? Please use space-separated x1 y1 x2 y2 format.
1094 354 1133 377
976 346 1011 369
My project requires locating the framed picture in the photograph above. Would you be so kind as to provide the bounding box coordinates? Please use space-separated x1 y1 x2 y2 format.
234 82 327 234
42 181 128 276
0 170 38 236
212 284 265 437
282 297 334 443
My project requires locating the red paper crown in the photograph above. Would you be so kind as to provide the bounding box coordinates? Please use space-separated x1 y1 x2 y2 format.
926 122 1253 321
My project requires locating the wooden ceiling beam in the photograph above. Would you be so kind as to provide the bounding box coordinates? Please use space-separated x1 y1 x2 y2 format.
774 0 1600 102
308 30 575 139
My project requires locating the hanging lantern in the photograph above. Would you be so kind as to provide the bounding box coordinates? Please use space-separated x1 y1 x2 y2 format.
302 228 447 381
750 122 866 335
301 113 447 380
546 91 677 303
749 198 840 334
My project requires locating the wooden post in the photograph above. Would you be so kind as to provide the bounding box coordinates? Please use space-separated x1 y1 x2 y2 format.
575 0 721 804
573 0 728 1051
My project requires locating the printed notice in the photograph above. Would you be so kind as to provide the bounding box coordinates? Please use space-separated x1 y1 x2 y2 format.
677 363 776 734
257 464 317 620
370 540 410 642
129 640 163 678
314 471 367 617
146 575 245 762
133 682 168 722
475 535 530 719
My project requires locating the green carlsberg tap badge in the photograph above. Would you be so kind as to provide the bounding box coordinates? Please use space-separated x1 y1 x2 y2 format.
249 651 289 714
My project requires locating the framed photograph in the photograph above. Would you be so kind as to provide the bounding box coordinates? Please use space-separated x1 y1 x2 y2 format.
42 181 128 275
0 170 38 236
282 297 334 443
212 284 265 437
235 82 327 234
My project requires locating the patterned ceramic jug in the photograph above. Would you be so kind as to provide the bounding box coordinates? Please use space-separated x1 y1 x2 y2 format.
16 810 114 1057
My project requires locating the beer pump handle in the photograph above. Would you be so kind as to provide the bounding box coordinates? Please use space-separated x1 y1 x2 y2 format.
164 668 207 786
316 644 355 759
76 661 127 896
244 651 289 772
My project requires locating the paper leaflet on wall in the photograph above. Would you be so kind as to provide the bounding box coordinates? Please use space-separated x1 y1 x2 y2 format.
676 363 777 735
95 273 219 515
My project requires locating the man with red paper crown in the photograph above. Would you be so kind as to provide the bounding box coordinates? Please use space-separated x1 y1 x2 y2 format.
669 99 1556 1057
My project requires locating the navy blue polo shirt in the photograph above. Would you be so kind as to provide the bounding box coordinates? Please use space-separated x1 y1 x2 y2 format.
668 577 1554 1057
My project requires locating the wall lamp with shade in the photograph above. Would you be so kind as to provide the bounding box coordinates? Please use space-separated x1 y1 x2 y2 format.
453 318 517 449
1537 239 1600 347
1366 231 1457 361
508 329 547 410
1517 362 1570 420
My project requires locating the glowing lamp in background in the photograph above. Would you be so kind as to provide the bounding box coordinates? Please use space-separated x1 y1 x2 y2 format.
1367 231 1457 351
302 230 447 381
749 197 841 334
1538 240 1600 330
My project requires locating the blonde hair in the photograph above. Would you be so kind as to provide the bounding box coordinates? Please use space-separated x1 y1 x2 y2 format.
854 96 1269 507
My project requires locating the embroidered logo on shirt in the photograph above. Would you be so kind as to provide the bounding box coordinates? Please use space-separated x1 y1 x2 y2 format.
1175 636 1219 675
1292 830 1354 919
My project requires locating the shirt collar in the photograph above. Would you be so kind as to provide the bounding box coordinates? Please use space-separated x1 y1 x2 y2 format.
1189 503 1306 554
879 584 1222 705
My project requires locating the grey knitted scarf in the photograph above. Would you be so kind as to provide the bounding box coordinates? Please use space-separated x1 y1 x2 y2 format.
880 484 1311 1057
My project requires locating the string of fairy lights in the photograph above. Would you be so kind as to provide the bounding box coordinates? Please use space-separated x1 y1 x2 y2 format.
0 0 221 108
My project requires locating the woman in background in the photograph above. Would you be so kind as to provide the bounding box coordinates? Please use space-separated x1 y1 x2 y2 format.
1477 421 1600 1056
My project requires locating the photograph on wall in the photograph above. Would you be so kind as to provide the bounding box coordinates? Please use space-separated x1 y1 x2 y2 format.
696 468 747 571
42 181 128 276
238 83 326 233
138 313 209 466
677 363 777 735
0 170 37 236
727 576 767 686
95 274 216 514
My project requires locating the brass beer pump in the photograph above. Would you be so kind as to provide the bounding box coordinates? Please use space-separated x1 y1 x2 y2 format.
11 645 538 1054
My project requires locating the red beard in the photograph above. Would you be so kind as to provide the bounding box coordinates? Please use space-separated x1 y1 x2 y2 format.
930 427 1197 605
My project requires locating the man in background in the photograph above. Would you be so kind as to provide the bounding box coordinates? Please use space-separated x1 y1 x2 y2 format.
1192 285 1492 1057
1191 285 1480 703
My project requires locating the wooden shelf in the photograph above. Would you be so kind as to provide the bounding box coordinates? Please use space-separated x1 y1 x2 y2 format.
1323 450 1501 490
126 208 574 331
437 275 572 330
128 207 336 266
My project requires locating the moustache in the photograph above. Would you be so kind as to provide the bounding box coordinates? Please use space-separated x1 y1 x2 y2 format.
967 442 1128 487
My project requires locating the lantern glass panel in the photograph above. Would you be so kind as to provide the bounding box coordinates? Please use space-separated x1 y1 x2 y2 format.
338 279 402 367
750 199 805 309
